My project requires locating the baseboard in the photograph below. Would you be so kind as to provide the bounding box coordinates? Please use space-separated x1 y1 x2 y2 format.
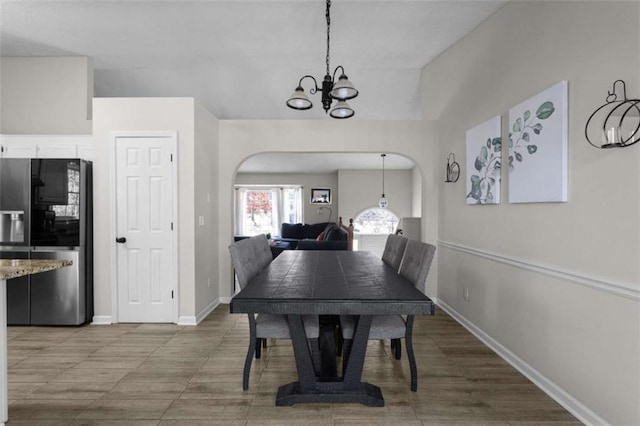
177 297 221 326
436 299 608 426
219 296 232 304
91 315 112 325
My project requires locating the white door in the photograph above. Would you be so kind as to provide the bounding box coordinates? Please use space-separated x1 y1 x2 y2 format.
115 135 176 322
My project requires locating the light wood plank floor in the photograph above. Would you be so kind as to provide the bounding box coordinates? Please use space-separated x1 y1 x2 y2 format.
6 305 581 425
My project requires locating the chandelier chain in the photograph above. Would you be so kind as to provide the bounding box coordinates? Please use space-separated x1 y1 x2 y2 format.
325 0 331 76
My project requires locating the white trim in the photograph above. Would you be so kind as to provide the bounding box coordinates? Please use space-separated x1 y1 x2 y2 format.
436 299 608 426
177 316 197 326
219 296 233 304
438 240 639 301
110 131 179 323
91 316 112 325
178 298 223 325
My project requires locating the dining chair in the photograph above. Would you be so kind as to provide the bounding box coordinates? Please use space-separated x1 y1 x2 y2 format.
229 234 320 390
339 240 436 391
381 234 408 270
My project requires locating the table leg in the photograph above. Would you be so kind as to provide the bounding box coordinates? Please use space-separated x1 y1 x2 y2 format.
276 313 383 407
286 314 316 391
343 315 372 389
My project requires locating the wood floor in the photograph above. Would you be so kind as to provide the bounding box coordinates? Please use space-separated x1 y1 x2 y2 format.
6 305 581 425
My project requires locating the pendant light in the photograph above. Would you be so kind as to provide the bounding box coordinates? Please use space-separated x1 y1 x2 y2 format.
285 0 359 119
378 153 388 208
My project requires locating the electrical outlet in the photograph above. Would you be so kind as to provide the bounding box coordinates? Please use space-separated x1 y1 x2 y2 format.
463 287 470 301
198 216 205 226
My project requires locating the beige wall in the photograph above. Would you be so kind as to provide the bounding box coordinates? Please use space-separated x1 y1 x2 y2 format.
218 120 440 299
423 1 639 424
194 101 219 317
0 57 93 134
235 172 340 224
337 169 413 222
92 98 205 322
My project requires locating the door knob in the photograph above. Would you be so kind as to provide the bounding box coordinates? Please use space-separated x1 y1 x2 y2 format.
115 237 127 243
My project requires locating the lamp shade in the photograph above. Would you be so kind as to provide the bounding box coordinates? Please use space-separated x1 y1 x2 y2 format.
330 74 358 100
286 87 313 110
378 195 388 209
329 100 355 119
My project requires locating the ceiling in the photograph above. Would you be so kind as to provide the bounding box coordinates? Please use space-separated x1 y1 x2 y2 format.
238 152 415 173
0 0 506 121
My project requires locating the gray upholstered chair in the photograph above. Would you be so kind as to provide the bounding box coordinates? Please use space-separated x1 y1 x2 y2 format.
381 234 408 271
229 234 320 390
339 240 436 391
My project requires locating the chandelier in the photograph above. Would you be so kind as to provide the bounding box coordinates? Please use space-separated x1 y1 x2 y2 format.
378 153 388 208
286 0 359 119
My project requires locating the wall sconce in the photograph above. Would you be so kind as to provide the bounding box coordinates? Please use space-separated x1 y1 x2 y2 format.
445 153 460 183
585 80 640 149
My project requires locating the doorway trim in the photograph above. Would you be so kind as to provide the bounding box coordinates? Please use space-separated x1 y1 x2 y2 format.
109 131 179 324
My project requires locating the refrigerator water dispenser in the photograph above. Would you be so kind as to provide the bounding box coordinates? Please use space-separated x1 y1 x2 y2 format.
0 210 25 243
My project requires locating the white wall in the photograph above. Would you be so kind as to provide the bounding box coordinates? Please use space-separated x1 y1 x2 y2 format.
337 169 413 222
218 120 440 300
423 2 640 424
92 98 200 322
411 166 422 217
235 172 339 224
0 57 93 135
194 101 219 319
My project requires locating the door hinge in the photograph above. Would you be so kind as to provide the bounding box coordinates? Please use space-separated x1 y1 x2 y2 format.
171 290 174 299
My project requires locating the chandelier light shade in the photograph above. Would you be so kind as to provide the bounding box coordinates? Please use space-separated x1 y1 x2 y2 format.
330 100 355 119
286 87 313 110
286 0 359 118
378 153 388 209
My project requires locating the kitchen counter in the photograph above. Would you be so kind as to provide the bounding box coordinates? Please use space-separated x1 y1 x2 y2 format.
0 259 72 425
0 259 73 280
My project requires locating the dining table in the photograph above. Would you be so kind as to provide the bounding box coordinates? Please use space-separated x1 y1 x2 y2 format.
229 249 434 407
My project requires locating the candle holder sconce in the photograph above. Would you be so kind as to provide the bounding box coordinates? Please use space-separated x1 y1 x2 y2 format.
445 153 460 183
585 80 640 149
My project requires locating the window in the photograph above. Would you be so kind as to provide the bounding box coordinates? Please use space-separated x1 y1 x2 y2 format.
51 164 80 219
353 208 400 234
235 186 302 236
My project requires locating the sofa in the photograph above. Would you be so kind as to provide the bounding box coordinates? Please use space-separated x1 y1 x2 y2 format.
272 221 350 250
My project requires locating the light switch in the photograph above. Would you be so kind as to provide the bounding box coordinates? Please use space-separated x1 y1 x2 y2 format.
198 216 205 226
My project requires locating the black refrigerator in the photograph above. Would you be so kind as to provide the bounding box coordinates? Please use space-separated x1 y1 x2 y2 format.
0 158 93 325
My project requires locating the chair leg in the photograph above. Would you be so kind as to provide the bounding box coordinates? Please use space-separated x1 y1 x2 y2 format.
393 338 402 360
244 314 258 391
262 338 268 348
255 338 262 359
405 316 417 391
341 338 352 377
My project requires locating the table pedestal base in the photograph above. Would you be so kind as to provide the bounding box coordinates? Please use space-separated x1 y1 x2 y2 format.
276 380 384 407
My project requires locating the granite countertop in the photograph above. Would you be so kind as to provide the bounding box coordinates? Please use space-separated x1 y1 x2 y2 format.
0 259 73 280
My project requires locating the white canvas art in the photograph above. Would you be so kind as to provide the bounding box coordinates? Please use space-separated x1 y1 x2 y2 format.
466 116 502 205
508 81 568 203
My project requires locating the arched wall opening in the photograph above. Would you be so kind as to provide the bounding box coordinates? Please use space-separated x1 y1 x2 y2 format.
217 119 440 300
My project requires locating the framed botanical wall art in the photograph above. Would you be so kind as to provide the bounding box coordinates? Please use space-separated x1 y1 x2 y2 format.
508 81 568 203
310 188 331 204
466 115 502 205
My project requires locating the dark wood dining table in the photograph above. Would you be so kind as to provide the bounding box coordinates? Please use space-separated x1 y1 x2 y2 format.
229 250 435 406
